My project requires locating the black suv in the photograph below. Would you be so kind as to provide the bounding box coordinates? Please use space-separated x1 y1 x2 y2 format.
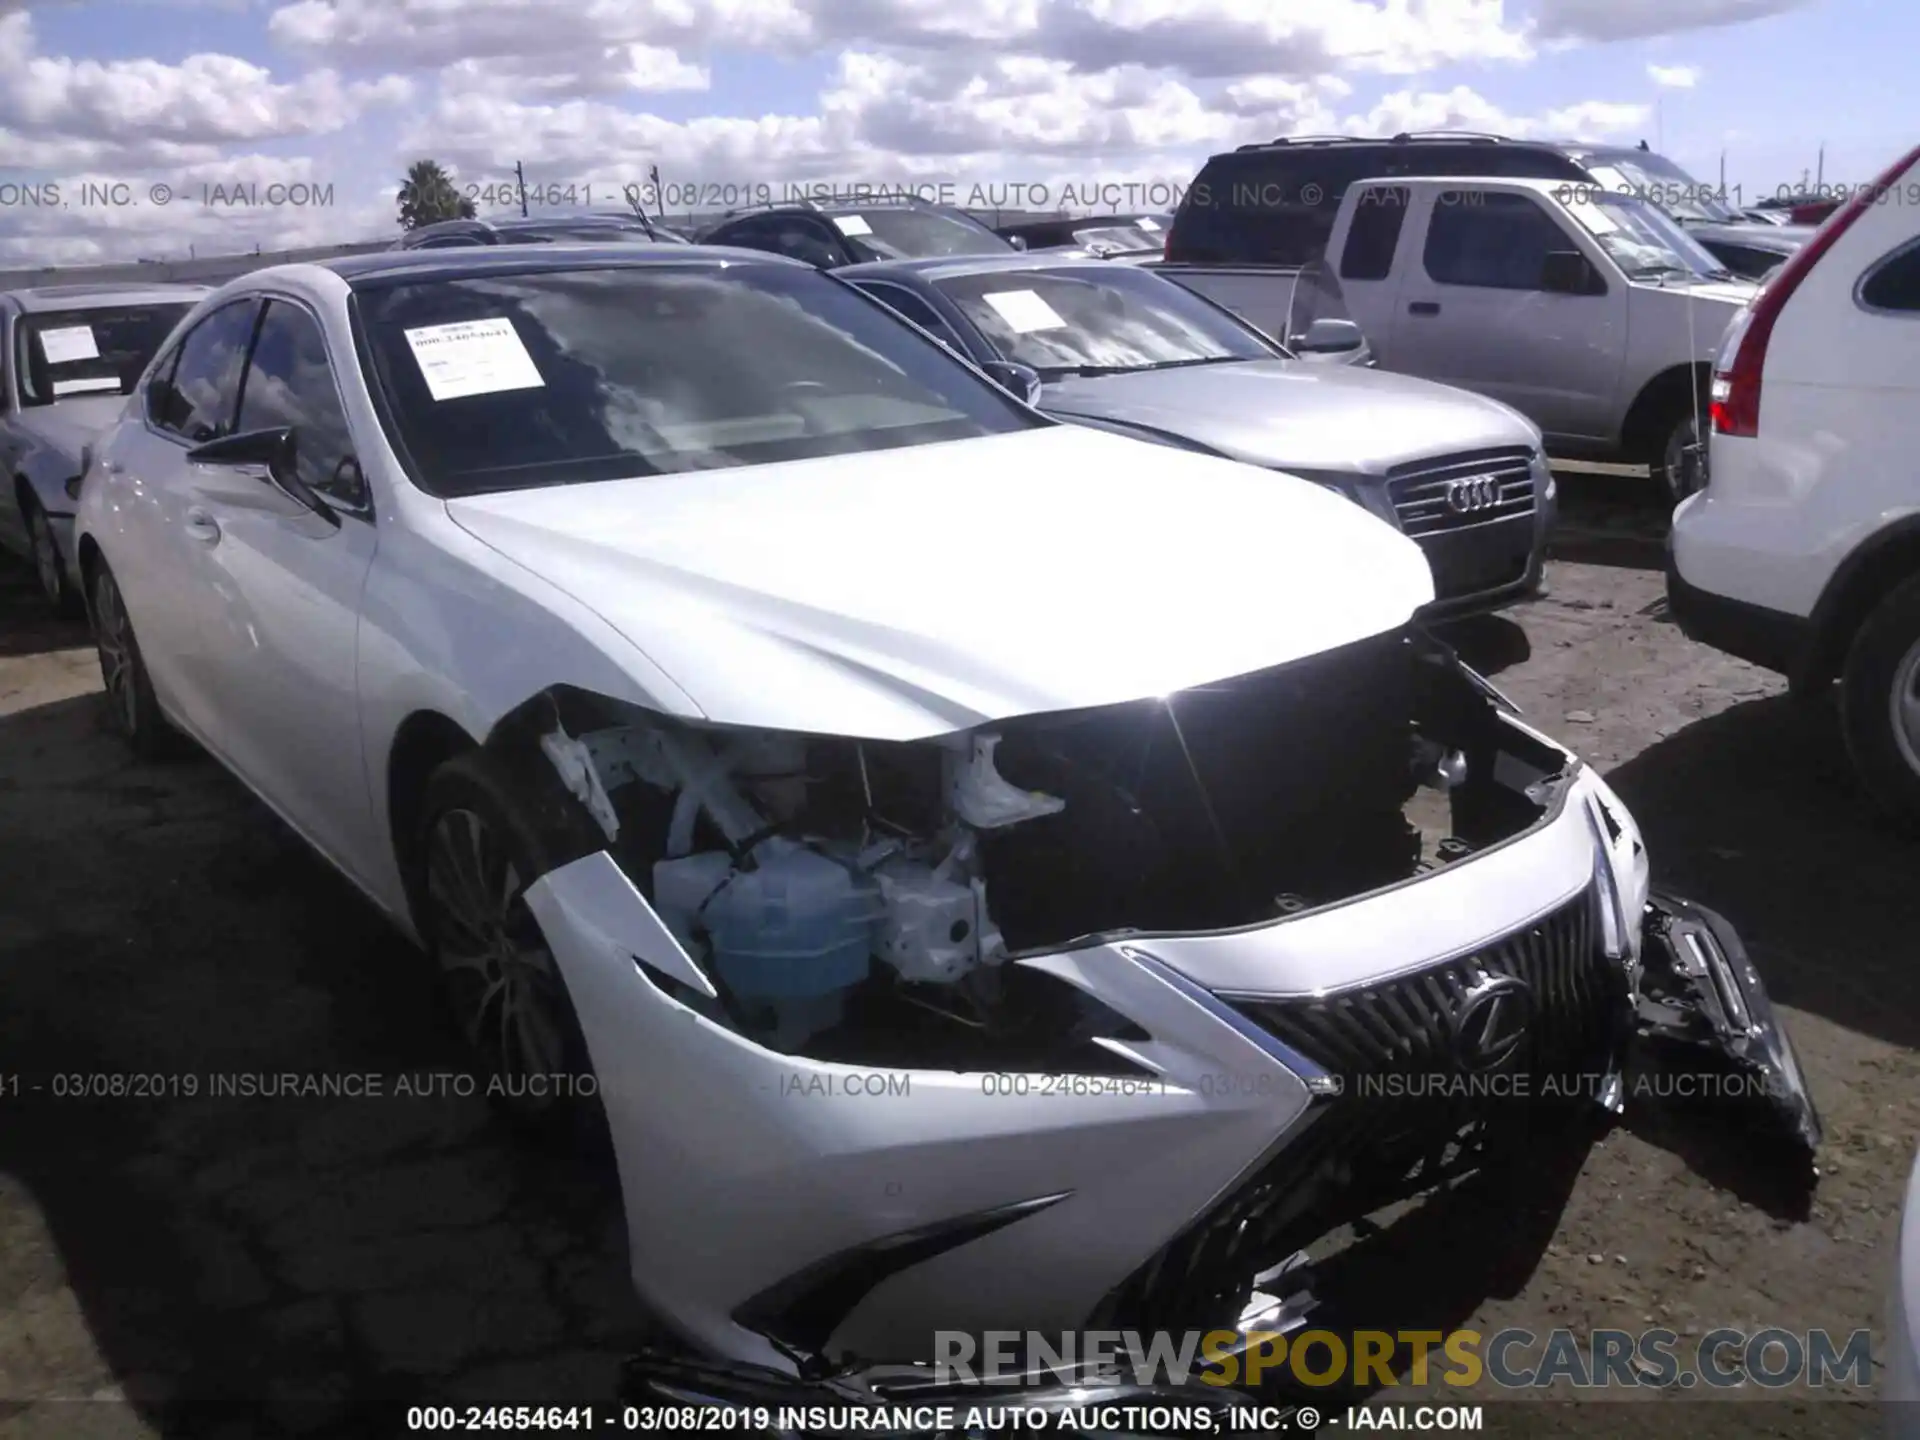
698 197 1018 269
395 213 690 249
1167 132 1799 280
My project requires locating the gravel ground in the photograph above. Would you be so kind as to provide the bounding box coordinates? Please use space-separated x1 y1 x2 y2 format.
0 477 1914 1438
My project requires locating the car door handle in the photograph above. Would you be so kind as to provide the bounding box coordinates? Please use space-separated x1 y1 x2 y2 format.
1408 302 1442 316
184 507 221 545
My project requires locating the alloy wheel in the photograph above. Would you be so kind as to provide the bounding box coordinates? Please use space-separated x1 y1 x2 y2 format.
423 806 571 1100
92 571 139 736
1889 637 1920 781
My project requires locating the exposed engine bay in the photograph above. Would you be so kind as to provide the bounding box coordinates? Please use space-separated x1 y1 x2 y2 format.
529 627 1576 1062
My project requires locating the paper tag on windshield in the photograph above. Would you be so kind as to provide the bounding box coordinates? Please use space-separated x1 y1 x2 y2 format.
403 317 544 402
52 376 121 397
1135 216 1161 231
38 326 100 364
833 215 874 237
981 289 1067 333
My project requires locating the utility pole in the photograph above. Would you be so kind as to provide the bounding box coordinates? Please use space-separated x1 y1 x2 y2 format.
1816 144 1825 187
515 160 529 217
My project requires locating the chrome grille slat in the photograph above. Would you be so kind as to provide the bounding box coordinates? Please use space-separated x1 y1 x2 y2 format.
1388 447 1538 539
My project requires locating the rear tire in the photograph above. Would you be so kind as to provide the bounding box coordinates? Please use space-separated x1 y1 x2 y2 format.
416 750 610 1151
1838 572 1920 828
89 561 180 761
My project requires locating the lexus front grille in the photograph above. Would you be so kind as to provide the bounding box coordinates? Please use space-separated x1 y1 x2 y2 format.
1096 887 1622 1333
1388 447 1537 538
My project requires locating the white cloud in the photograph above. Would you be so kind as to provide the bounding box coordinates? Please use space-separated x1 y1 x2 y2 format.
1647 62 1701 88
1532 0 1807 42
1345 85 1648 141
0 10 412 166
0 153 394 264
271 0 1535 82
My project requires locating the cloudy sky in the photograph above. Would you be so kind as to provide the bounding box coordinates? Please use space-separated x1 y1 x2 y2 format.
0 0 1905 264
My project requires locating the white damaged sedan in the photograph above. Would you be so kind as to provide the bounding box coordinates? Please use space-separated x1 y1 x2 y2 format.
74 245 1819 1403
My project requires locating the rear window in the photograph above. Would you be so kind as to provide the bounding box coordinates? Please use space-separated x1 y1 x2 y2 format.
15 303 196 407
1168 143 1581 266
354 262 1042 497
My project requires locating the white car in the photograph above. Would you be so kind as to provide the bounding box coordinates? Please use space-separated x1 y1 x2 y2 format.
1888 1146 1920 1434
75 245 1816 1400
1669 144 1920 819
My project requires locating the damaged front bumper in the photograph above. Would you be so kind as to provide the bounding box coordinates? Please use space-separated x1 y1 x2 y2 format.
1633 889 1822 1152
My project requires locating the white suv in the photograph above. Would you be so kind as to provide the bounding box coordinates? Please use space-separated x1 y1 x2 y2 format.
1668 143 1920 818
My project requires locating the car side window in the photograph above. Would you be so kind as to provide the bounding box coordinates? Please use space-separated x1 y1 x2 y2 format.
772 220 843 268
1860 239 1920 313
855 283 965 351
706 217 779 253
150 299 260 442
236 300 365 506
1424 192 1571 291
144 343 182 424
1340 185 1410 281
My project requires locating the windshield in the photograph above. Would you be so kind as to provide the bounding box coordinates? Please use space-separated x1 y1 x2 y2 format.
931 264 1277 378
16 303 194 407
356 263 1043 497
1556 191 1729 280
516 225 663 243
1585 153 1737 224
834 209 1015 261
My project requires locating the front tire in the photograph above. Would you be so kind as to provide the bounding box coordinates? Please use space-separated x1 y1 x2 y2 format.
24 495 80 616
417 751 608 1147
1839 572 1920 826
90 561 178 760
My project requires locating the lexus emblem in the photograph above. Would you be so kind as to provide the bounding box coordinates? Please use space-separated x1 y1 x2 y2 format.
1450 974 1534 1072
1445 475 1501 514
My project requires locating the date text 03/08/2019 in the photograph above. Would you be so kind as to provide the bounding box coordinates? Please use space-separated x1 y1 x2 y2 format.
404 1403 1483 1431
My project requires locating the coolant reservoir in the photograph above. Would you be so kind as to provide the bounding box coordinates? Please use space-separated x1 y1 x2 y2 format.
653 840 877 1044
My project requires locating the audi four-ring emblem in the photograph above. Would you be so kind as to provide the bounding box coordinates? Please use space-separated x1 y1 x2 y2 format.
1445 474 1501 513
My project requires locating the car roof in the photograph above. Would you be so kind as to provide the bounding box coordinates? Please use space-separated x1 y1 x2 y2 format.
5 282 213 312
837 252 1119 285
1382 174 1584 198
320 243 816 286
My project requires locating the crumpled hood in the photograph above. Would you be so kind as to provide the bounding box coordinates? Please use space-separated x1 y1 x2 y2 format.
445 424 1435 740
1040 359 1539 474
9 394 127 460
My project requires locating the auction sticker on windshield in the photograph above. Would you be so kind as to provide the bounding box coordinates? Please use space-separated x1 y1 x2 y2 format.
833 214 874 236
982 289 1068 333
38 325 99 364
404 317 545 402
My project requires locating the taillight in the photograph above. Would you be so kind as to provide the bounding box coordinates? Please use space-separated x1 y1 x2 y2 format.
1712 143 1920 439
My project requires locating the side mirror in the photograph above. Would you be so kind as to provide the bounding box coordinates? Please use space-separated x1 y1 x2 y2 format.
1291 317 1365 353
1541 249 1601 295
1007 235 1029 251
981 360 1043 406
187 426 337 522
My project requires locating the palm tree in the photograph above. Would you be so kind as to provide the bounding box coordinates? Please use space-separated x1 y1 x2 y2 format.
396 159 475 230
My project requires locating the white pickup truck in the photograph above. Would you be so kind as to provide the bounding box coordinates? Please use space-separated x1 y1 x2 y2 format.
1176 175 1759 500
